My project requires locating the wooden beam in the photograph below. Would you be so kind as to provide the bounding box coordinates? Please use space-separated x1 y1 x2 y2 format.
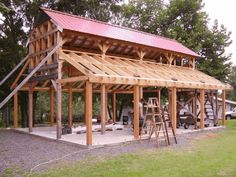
57 76 88 84
29 86 33 133
11 59 30 89
0 55 29 86
50 87 55 127
133 85 140 139
171 87 177 133
139 86 143 98
200 89 205 129
0 44 60 110
215 93 218 125
85 81 93 145
112 92 116 122
100 84 106 134
13 92 18 128
158 89 161 106
56 60 63 139
193 94 197 129
68 84 73 128
222 90 226 126
168 89 172 122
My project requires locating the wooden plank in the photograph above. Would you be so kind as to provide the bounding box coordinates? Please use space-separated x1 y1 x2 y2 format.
29 86 33 133
172 87 177 134
133 85 140 139
85 81 93 145
222 90 226 126
13 92 18 128
0 55 29 86
0 44 60 110
11 59 30 89
50 87 55 127
57 76 88 84
68 85 73 128
200 89 205 129
112 92 116 122
100 84 106 134
59 51 91 75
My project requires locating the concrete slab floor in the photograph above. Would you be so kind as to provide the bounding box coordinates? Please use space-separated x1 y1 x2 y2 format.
15 124 224 146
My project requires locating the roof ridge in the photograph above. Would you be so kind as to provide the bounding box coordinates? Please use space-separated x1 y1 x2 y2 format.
40 7 178 43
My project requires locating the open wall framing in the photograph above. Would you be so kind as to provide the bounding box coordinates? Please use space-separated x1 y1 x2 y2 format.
0 8 231 146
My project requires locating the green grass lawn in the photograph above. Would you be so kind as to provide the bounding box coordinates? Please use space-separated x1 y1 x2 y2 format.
29 120 236 177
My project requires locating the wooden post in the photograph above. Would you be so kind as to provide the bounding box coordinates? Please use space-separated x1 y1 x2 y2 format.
29 86 33 133
158 89 161 106
68 85 73 128
105 92 108 121
215 93 218 125
133 85 140 139
139 86 143 99
85 81 93 145
50 87 54 127
168 89 172 122
13 92 18 128
56 61 63 139
101 84 106 134
222 90 226 126
200 89 205 129
112 92 116 122
171 87 177 133
193 94 197 129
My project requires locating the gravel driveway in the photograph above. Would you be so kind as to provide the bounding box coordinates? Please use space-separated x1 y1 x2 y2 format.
0 128 224 176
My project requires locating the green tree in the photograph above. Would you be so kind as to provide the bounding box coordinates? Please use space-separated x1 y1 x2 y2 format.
119 0 232 82
227 66 236 100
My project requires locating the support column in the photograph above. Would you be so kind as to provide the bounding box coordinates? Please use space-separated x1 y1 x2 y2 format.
193 94 197 129
13 92 18 128
105 92 108 121
200 89 205 129
112 92 116 122
215 93 218 125
85 81 93 145
101 84 106 135
29 87 33 133
158 89 161 106
68 85 73 128
171 87 177 133
222 90 226 126
50 87 54 127
168 89 172 122
56 61 63 139
133 85 140 139
139 86 143 99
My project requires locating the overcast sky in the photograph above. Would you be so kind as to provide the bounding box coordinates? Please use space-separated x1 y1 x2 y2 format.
203 0 236 65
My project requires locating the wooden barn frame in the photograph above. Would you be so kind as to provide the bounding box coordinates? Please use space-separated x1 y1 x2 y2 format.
0 8 232 146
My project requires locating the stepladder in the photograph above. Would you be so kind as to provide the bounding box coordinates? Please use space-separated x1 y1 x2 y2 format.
162 107 177 145
141 97 169 147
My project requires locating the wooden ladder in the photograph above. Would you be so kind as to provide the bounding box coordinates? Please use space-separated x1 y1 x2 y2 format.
162 107 177 145
141 97 168 147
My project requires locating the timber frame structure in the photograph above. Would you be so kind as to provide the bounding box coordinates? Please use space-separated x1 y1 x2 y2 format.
0 8 232 146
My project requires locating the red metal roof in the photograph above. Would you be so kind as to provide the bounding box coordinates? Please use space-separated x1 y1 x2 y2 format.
41 8 199 57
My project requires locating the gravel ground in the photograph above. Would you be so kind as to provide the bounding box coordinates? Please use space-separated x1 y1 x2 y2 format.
0 128 224 176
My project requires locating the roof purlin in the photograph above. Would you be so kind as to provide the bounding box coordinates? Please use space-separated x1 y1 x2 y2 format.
59 51 232 90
